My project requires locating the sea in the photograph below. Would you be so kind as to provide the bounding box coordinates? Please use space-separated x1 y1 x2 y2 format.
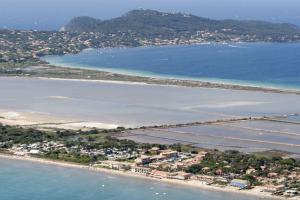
43 43 300 91
0 158 272 200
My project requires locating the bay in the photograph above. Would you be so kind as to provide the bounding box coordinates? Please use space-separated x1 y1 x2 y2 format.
43 43 300 90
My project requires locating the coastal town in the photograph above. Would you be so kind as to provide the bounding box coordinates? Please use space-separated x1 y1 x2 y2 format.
0 123 299 199
0 29 248 65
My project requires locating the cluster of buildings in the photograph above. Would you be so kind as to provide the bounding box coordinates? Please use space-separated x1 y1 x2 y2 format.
0 30 95 63
94 147 206 181
94 147 254 190
257 171 300 197
134 148 206 171
1 28 287 66
138 30 243 46
9 141 138 161
10 141 66 156
0 30 131 64
92 147 299 197
6 142 299 197
80 147 138 161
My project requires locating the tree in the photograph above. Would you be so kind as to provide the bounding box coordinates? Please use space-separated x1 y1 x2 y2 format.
185 164 203 174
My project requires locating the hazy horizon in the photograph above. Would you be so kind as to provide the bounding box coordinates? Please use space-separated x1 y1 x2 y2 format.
1 0 300 30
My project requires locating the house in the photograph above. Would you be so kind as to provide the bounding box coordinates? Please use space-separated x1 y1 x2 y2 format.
214 177 229 184
29 149 40 154
160 150 178 158
135 155 151 165
230 179 250 189
148 147 160 155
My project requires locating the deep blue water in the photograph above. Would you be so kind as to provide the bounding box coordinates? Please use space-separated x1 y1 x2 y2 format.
0 158 270 200
43 43 300 90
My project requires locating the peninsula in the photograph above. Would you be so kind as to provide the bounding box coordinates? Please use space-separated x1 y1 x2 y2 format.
1 9 300 67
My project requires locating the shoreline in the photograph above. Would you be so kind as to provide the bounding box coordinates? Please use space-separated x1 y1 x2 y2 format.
31 75 300 95
39 43 300 95
47 62 300 94
47 61 300 93
0 153 289 199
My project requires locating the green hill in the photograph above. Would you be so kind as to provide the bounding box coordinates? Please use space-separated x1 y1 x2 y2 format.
63 9 300 40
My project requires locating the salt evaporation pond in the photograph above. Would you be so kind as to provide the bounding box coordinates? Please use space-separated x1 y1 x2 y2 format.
121 120 300 154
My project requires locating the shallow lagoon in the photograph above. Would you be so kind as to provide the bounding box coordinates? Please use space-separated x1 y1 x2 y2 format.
1 77 300 128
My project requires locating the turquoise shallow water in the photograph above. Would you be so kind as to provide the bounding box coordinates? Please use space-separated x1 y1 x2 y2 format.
43 43 300 90
0 158 271 200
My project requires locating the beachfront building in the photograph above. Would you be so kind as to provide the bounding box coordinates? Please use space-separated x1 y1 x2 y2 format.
230 179 250 189
192 175 214 185
170 172 193 180
131 167 151 175
149 171 192 180
95 161 132 171
29 149 40 154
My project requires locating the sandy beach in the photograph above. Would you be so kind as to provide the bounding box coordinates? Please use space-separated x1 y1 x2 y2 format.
38 73 300 95
0 153 293 200
0 109 119 130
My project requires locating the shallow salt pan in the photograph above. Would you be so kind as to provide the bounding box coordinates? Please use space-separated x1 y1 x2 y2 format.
182 101 267 109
